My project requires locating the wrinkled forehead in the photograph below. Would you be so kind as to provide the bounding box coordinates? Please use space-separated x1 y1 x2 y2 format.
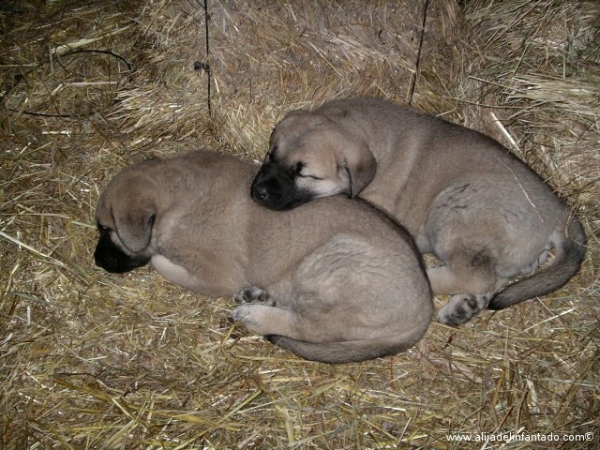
271 112 327 145
271 132 341 172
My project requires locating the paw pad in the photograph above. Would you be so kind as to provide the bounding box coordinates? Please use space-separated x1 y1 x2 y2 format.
438 293 491 326
233 286 275 306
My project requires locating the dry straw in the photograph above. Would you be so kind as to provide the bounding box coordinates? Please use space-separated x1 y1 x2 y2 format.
1 0 598 448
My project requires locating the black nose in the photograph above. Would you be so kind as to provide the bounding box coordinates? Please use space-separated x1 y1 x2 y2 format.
251 162 283 202
254 185 270 201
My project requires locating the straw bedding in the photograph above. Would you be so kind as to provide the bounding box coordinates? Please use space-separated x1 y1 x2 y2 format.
1 0 598 448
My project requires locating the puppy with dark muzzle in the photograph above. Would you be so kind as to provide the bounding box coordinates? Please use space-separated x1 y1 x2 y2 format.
251 97 586 326
94 150 433 364
250 160 315 211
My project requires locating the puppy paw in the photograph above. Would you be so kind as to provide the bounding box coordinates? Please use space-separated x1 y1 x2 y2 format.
438 294 491 326
230 305 268 335
233 286 275 306
230 305 249 322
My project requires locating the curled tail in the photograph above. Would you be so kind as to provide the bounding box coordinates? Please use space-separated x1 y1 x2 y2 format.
265 333 422 364
489 217 586 310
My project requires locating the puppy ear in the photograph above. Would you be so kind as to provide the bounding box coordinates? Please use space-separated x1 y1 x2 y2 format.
342 143 377 197
113 201 156 254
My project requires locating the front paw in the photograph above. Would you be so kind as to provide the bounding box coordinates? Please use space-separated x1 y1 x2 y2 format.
438 294 491 326
233 286 275 306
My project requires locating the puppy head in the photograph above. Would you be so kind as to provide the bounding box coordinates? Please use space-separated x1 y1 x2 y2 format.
94 167 158 273
251 110 377 210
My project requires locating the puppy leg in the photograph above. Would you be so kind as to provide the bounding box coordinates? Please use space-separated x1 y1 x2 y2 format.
231 285 354 342
428 250 498 326
231 304 297 337
232 286 297 336
438 293 493 326
427 265 467 296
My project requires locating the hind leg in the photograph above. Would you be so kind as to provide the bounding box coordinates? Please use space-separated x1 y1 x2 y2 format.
231 303 299 337
438 292 493 326
231 286 315 339
231 298 345 342
231 282 383 343
428 250 499 326
231 286 283 333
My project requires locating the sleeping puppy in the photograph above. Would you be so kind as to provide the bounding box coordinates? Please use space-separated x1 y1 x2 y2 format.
251 97 586 326
94 150 432 363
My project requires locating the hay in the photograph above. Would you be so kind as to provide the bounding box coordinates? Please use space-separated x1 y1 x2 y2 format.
1 0 598 448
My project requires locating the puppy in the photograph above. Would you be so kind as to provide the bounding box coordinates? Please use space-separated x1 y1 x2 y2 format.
251 97 586 326
94 150 432 363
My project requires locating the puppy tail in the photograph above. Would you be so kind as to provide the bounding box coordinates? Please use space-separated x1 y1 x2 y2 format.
489 216 586 310
265 334 419 364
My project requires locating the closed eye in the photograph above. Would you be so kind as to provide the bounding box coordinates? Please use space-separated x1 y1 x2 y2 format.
298 173 323 180
294 161 323 180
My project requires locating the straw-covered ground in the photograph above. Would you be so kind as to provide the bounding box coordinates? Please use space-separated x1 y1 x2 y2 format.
1 0 598 448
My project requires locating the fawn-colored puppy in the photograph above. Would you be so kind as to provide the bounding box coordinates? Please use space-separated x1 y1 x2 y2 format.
95 150 432 363
251 97 586 325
